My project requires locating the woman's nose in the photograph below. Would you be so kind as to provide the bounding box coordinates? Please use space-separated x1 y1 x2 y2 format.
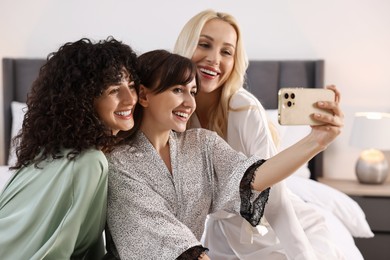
123 88 138 105
206 51 220 65
183 93 196 108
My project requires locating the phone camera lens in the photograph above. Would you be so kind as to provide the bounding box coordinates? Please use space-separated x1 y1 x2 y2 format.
291 93 295 99
284 93 289 99
287 101 292 107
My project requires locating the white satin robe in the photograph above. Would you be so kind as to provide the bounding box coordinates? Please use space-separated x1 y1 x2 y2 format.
192 88 346 260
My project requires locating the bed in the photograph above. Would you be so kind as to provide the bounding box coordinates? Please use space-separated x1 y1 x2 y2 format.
1 58 46 188
1 58 373 259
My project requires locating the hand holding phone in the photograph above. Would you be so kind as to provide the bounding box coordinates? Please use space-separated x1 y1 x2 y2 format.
278 88 335 125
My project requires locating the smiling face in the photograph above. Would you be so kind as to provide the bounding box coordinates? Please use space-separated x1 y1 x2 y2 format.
140 78 197 134
94 70 138 135
191 18 237 95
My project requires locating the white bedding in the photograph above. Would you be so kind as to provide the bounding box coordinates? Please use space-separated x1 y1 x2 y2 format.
285 176 373 260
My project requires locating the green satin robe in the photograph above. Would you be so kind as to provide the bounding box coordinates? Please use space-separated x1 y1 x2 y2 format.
0 149 108 260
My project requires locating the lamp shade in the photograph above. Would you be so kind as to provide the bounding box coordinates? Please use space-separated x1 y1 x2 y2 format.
349 112 390 151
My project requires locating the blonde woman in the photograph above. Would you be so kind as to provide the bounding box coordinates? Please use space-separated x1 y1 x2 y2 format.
174 10 346 260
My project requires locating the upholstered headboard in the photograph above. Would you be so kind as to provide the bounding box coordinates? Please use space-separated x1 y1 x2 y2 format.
245 60 324 108
244 60 325 179
2 58 46 164
1 58 324 179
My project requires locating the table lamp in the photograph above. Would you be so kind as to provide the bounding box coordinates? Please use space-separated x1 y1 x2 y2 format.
349 112 390 184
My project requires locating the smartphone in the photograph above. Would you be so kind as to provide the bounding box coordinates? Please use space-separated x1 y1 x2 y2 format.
278 88 335 125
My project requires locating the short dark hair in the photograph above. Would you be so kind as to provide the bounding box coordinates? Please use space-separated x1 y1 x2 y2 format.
137 49 198 94
128 49 199 140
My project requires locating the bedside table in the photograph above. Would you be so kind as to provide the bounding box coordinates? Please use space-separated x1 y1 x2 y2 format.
319 178 390 260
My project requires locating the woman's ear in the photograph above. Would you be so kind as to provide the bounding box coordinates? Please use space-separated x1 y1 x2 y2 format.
138 84 149 108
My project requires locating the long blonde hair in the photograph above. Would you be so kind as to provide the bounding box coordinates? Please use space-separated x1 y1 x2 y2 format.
173 9 248 139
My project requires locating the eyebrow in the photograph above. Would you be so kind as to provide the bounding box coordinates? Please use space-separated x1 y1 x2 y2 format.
199 34 236 49
120 74 133 84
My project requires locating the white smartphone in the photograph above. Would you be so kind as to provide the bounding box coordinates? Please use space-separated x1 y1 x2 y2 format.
278 88 335 125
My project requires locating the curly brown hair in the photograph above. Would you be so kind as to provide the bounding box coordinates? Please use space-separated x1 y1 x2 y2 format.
12 37 139 169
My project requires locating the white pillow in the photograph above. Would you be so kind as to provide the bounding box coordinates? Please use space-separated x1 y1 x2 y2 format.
286 176 374 238
265 109 311 178
8 101 27 166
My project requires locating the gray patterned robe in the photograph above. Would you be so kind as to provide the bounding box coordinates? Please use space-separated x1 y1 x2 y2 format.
106 128 269 259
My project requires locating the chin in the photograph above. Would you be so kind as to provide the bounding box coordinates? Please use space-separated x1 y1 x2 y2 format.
173 126 187 133
200 87 217 94
124 122 135 131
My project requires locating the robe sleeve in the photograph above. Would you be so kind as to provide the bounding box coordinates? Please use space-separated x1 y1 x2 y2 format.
227 91 317 258
207 132 270 225
239 159 270 226
37 150 108 259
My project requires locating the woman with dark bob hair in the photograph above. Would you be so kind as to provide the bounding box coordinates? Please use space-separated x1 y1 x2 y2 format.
104 49 343 259
0 37 139 259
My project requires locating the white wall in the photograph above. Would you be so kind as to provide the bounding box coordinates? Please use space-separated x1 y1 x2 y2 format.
1 0 390 180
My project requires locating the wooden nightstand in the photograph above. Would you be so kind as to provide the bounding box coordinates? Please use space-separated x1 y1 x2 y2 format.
319 178 390 260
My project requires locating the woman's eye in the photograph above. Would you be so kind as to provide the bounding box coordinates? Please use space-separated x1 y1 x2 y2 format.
108 87 120 95
128 81 135 89
191 90 197 96
172 88 183 93
198 42 210 49
222 49 233 56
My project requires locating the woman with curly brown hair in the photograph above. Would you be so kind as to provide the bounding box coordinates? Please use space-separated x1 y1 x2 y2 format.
0 37 139 259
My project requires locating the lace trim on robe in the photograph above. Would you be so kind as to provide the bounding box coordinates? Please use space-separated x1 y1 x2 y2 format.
240 159 270 226
103 228 208 260
176 245 209 260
